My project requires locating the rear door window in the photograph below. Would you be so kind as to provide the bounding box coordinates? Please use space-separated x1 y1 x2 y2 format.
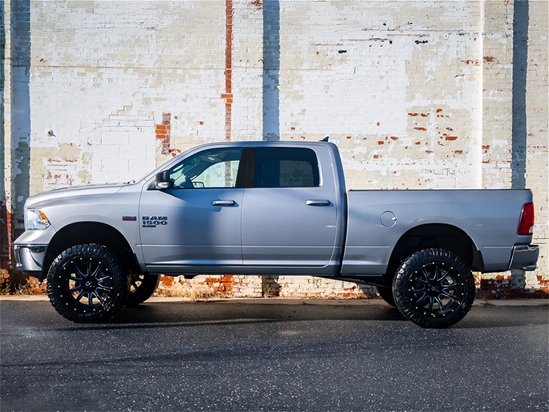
253 147 320 188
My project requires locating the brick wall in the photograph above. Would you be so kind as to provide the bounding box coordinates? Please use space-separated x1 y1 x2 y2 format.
2 0 547 298
523 0 548 292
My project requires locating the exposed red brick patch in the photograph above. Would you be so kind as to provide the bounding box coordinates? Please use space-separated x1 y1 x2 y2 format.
205 275 234 293
414 127 426 131
463 59 480 66
160 275 174 288
445 135 458 141
155 112 171 154
477 275 549 299
155 125 168 137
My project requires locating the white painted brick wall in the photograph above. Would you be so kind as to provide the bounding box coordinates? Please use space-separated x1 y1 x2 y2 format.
2 0 547 295
525 0 548 276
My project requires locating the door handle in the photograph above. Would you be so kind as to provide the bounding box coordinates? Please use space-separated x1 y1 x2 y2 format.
306 199 331 206
211 200 236 207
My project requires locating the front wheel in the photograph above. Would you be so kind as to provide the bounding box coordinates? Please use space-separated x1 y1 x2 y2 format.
47 244 130 323
393 248 475 328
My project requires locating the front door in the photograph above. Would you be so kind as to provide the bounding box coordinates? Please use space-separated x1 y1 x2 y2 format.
139 147 244 273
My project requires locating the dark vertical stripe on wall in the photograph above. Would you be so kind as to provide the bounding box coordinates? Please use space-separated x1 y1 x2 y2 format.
9 0 31 252
263 0 280 141
512 0 529 189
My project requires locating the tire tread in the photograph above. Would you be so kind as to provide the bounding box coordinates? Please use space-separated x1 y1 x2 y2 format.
393 248 475 328
47 244 129 323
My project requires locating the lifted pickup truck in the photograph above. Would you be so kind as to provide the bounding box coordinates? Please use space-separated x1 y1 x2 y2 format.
14 140 539 327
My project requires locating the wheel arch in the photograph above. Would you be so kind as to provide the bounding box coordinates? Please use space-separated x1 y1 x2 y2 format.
385 223 483 281
44 222 140 276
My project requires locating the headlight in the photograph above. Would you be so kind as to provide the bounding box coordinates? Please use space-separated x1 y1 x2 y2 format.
25 209 51 230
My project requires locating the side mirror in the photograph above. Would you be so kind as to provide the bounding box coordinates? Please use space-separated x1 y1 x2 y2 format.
154 171 173 190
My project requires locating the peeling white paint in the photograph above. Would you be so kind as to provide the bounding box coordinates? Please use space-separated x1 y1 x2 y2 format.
2 0 547 287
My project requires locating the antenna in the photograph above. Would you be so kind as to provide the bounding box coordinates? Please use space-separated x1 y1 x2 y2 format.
320 136 329 142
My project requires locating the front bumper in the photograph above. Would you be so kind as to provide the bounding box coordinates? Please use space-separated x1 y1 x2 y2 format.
14 245 48 280
508 244 539 271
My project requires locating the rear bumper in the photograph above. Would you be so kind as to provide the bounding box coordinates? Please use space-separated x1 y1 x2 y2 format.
509 245 539 271
14 244 48 280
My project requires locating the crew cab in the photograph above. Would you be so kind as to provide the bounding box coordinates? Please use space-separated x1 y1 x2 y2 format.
14 140 539 327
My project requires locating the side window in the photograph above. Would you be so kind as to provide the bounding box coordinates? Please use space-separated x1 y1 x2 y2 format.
168 148 242 189
254 148 320 188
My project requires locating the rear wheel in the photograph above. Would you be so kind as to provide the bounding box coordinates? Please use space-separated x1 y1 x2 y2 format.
393 248 475 328
126 274 160 306
47 244 130 323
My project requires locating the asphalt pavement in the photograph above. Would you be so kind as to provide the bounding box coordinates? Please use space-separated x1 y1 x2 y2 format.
1 296 548 411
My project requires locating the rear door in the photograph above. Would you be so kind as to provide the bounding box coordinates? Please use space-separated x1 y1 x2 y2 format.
241 146 339 269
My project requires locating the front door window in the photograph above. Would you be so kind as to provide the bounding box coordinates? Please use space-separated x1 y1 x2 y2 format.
168 148 242 189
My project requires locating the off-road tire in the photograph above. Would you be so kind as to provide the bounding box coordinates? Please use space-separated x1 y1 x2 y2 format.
126 274 160 306
393 248 475 328
47 244 130 323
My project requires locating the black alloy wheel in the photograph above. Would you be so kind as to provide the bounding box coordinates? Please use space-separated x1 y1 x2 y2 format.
47 244 130 322
393 248 475 328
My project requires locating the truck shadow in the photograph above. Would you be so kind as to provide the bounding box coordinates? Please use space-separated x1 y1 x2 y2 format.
88 300 549 330
112 300 406 325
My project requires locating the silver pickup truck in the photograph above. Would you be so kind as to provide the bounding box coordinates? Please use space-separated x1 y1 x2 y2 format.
14 140 539 327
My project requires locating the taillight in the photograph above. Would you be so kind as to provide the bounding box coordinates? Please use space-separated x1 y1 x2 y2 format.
518 202 535 235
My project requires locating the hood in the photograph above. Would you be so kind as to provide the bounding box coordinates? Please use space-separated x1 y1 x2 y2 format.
25 183 128 209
